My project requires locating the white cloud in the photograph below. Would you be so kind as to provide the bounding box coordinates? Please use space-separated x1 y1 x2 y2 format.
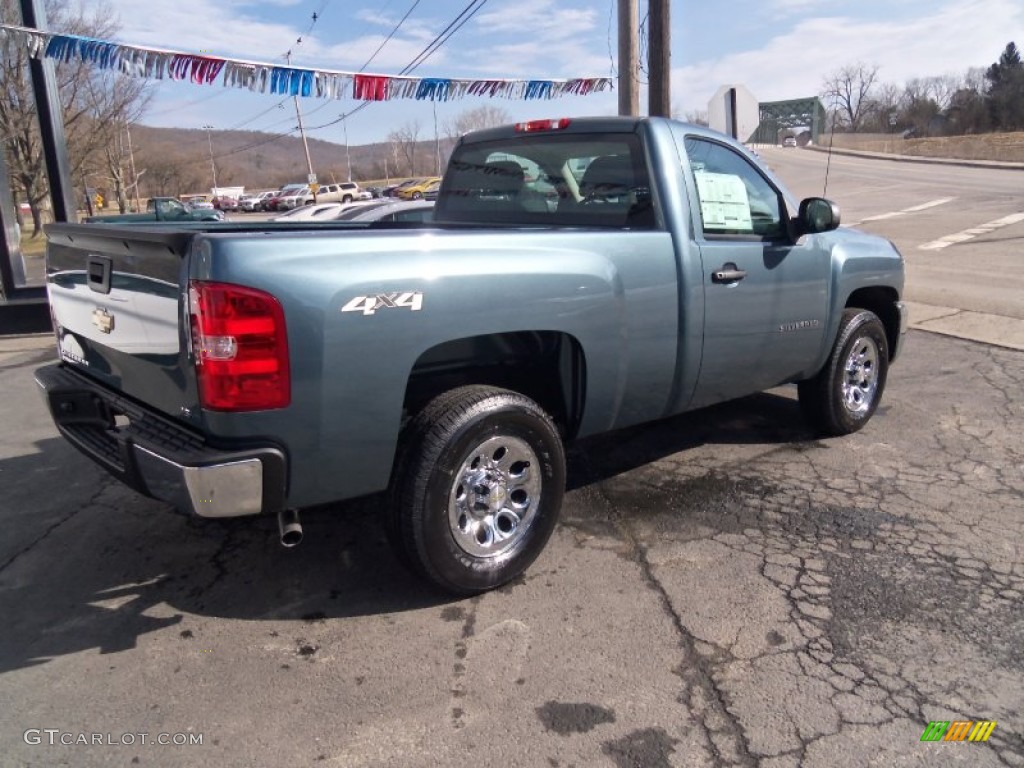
102 2 307 60
672 0 1023 112
474 0 598 34
768 0 834 14
460 0 608 78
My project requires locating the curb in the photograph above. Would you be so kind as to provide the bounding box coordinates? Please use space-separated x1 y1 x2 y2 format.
801 144 1024 172
905 302 1024 352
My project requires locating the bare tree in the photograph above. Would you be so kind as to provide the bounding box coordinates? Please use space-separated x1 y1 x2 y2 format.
683 109 709 126
145 156 186 197
444 105 512 140
387 121 420 177
821 63 880 131
0 0 149 231
81 69 151 212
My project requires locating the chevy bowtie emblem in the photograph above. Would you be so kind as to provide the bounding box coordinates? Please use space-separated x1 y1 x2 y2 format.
92 307 115 334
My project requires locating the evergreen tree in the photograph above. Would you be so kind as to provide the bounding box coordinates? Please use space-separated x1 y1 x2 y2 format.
985 42 1024 130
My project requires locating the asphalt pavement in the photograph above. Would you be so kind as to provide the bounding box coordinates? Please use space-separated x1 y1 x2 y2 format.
2 147 1022 767
1 327 1021 767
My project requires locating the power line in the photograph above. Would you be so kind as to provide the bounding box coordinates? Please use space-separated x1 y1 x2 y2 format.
213 126 301 159
399 0 487 76
296 0 422 124
213 0 490 158
220 2 332 135
304 0 490 133
359 0 422 72
145 90 224 119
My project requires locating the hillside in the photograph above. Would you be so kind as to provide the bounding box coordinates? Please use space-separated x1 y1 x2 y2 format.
129 125 451 197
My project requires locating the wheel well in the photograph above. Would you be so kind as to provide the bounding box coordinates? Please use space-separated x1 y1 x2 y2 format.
402 332 586 439
845 287 900 358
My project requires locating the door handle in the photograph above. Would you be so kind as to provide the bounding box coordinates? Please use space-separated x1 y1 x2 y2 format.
712 264 748 283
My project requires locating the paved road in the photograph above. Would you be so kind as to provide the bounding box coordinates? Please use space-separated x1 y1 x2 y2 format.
1 328 1021 767
756 147 1024 321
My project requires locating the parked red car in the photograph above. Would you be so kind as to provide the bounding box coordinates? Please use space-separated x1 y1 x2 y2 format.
213 196 239 211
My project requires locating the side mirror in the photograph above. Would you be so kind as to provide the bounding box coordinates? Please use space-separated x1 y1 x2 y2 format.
797 197 841 234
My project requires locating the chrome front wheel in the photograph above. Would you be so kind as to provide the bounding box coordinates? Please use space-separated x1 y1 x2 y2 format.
799 308 890 436
841 335 880 415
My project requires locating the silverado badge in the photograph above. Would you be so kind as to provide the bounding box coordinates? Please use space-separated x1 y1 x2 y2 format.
92 307 115 334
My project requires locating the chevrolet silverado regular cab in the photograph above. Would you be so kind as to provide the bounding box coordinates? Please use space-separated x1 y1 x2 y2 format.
36 117 907 594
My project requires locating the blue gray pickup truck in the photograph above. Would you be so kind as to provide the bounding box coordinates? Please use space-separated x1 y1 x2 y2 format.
36 117 907 594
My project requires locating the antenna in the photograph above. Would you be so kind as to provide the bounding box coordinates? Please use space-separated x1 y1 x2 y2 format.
823 104 838 198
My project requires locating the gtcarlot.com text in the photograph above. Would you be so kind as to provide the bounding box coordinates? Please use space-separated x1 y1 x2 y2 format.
23 729 203 746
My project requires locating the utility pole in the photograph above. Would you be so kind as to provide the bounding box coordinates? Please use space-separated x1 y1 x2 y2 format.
432 100 442 175
648 0 671 117
125 123 141 211
617 0 639 116
202 124 219 195
288 53 317 202
342 114 352 182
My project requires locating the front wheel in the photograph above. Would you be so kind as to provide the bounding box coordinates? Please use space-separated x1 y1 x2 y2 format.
388 386 565 595
799 308 889 436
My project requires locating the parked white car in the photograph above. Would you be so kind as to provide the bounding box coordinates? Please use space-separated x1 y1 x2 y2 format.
272 202 347 221
334 199 435 222
237 193 260 212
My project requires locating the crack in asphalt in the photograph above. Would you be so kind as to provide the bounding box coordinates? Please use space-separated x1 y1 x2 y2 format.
561 339 1024 766
0 474 115 574
575 452 759 767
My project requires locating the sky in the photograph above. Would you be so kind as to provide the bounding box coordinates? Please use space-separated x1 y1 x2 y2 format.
61 0 1024 148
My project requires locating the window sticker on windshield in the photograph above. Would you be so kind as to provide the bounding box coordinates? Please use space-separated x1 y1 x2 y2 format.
694 172 753 232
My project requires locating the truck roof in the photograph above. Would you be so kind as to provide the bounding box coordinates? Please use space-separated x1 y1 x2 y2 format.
458 115 722 145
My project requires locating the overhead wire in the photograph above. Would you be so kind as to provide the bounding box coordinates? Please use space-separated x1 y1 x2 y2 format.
212 0 490 158
359 0 422 72
296 0 423 124
220 1 332 133
304 0 489 133
637 3 650 84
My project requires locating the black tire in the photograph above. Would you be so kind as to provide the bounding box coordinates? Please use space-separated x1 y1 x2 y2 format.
799 308 890 436
342 195 353 203
387 386 566 595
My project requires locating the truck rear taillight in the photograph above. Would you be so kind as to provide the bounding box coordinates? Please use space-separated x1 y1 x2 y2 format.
188 281 290 411
514 118 571 132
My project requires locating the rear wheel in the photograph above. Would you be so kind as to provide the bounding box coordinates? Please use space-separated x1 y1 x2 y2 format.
799 308 889 436
387 386 565 595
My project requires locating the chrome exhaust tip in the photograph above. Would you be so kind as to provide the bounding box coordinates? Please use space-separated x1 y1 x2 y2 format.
277 509 303 548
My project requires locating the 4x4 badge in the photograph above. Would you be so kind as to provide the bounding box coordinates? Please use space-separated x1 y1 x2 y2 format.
341 292 423 316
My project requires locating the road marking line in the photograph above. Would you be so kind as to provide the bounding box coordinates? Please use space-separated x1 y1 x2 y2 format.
844 197 954 227
919 212 1024 250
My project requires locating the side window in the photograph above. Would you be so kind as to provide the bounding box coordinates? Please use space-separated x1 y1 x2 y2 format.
684 137 784 238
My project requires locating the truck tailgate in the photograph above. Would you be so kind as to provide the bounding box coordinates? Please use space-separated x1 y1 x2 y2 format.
45 223 198 420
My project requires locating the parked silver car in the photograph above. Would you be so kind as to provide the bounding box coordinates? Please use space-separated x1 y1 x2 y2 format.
334 199 434 222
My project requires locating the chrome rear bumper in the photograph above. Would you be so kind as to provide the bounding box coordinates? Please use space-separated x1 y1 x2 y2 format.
35 364 286 518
